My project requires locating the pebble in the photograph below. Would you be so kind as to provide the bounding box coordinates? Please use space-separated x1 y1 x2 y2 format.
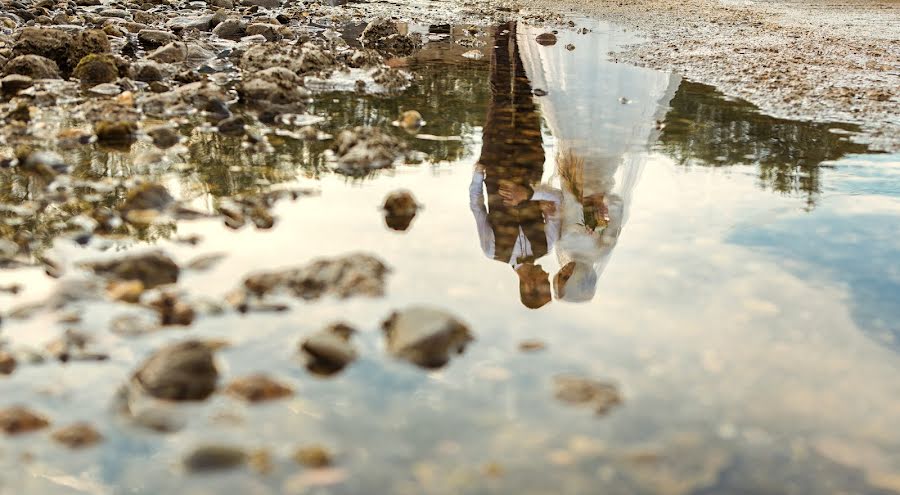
52 423 103 448
0 406 50 435
300 323 358 376
382 306 474 369
130 340 219 401
183 445 246 473
226 374 294 402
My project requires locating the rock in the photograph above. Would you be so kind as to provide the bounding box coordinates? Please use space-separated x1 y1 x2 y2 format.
147 42 188 64
210 0 234 7
146 125 181 148
1 74 34 96
166 15 213 32
396 110 424 132
359 18 421 58
9 27 111 76
565 43 575 51
83 251 179 289
242 253 390 300
238 67 310 105
184 445 246 473
226 374 293 402
3 54 60 79
553 375 622 415
120 183 175 220
241 0 280 8
217 116 245 136
245 23 280 42
94 120 138 145
148 292 195 326
130 60 166 82
518 339 547 352
130 340 219 401
211 19 245 40
536 33 558 46
382 190 419 231
0 406 49 435
239 43 334 75
137 29 176 49
300 323 357 376
331 126 405 175
382 307 473 369
21 150 68 175
107 279 145 303
46 329 108 362
72 53 119 85
52 423 103 448
294 445 332 468
0 351 16 375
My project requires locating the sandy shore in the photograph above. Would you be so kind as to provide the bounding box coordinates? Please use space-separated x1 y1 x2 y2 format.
510 0 900 152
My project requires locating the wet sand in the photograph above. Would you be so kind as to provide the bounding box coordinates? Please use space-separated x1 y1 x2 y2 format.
510 0 900 151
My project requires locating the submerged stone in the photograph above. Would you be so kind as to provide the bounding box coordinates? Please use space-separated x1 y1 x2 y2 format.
382 307 473 369
553 375 623 415
52 423 103 448
242 253 390 300
84 251 179 289
0 406 49 435
130 340 219 401
300 323 358 376
331 126 405 175
184 445 246 473
226 374 294 402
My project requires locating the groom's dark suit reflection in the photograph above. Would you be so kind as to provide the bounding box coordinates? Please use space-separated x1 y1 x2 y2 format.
469 21 559 309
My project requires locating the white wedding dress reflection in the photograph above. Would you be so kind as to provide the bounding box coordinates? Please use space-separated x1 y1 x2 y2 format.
517 23 681 301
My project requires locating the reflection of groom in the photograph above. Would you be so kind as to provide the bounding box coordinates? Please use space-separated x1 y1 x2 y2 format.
469 21 559 309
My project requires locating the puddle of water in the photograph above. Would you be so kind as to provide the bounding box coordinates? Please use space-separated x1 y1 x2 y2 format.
1 17 900 495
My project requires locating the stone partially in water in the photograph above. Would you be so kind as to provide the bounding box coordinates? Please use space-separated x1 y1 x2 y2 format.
148 292 196 326
382 307 474 369
94 120 138 145
242 253 390 300
130 340 219 401
0 406 49 435
331 126 405 175
536 33 558 46
52 423 103 448
395 110 425 132
294 445 333 468
84 251 179 289
300 323 358 376
553 375 622 415
359 18 422 58
120 183 175 222
0 351 17 375
382 190 419 232
183 445 246 473
226 374 293 402
146 125 181 149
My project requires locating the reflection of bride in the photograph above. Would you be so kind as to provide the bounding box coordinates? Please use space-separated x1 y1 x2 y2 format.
517 23 681 301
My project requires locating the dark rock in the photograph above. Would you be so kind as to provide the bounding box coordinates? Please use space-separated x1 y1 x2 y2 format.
137 29 177 48
300 323 357 376
94 120 138 144
382 190 419 231
3 54 60 79
184 446 246 472
0 351 16 375
84 251 179 289
146 125 181 148
217 116 245 135
52 423 103 448
536 33 558 46
0 406 49 435
1 74 34 96
131 340 219 401
226 374 293 402
382 307 473 369
72 53 119 85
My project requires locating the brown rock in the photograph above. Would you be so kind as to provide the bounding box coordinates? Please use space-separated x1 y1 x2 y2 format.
0 351 16 375
183 445 246 473
3 54 61 79
382 190 419 231
294 445 333 468
226 374 293 402
131 340 219 401
84 251 179 289
52 423 103 448
72 53 119 85
0 406 49 435
300 323 358 376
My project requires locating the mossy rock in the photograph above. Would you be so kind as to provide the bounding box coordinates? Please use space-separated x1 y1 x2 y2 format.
73 54 119 85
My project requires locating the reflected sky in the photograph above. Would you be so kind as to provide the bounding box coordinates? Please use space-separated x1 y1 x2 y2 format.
1 17 899 495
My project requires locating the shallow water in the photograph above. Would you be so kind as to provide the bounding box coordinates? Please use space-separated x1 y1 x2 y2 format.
1 17 900 495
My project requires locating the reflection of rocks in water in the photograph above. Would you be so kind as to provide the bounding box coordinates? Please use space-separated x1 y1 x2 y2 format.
240 253 390 301
331 126 406 175
0 406 50 435
119 183 175 224
52 423 103 449
83 251 180 289
0 351 16 375
300 323 358 377
553 375 622 415
382 190 419 231
183 445 247 473
658 81 871 206
294 445 334 468
128 340 219 402
359 18 422 58
226 374 294 403
382 306 474 369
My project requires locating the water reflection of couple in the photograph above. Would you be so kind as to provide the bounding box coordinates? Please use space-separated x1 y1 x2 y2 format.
470 21 679 307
